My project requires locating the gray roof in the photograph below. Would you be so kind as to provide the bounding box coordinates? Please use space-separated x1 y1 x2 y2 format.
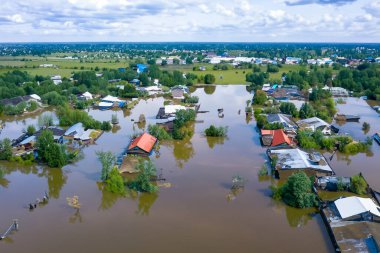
267 114 296 128
0 95 33 106
269 148 333 173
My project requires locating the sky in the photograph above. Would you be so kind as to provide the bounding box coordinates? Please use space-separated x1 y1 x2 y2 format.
0 0 379 42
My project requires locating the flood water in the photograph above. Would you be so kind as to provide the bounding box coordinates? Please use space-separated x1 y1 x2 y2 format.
6 85 380 252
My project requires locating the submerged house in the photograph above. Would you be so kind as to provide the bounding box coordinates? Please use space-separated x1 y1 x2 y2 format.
34 126 65 143
0 94 41 107
261 129 294 148
79 91 93 100
334 197 380 222
296 117 332 135
316 176 351 191
156 105 186 119
268 148 334 178
171 86 189 99
63 123 85 140
267 114 297 131
99 95 126 110
127 132 157 156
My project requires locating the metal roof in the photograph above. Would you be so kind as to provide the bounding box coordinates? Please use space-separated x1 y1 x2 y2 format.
335 197 380 219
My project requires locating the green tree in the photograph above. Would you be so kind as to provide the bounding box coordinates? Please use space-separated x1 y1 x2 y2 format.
0 138 12 160
299 103 315 119
27 125 36 135
204 74 216 84
279 172 318 208
104 167 125 194
36 130 67 168
148 124 172 140
128 160 158 193
204 125 228 137
279 102 298 117
96 151 116 181
253 90 267 105
350 175 367 195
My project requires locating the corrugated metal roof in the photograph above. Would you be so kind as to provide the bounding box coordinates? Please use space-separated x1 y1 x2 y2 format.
335 197 380 219
128 132 157 153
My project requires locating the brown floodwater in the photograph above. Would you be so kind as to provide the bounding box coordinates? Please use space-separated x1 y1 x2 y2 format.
4 85 372 253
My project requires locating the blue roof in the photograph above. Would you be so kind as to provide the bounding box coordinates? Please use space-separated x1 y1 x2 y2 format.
137 64 147 73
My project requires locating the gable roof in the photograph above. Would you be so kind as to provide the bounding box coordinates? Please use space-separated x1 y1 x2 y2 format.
267 114 296 128
296 117 329 129
261 129 292 147
335 197 380 219
128 132 157 153
0 95 33 106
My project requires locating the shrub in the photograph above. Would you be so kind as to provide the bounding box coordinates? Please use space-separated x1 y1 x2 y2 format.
148 124 172 140
104 167 125 194
204 74 216 84
350 175 367 195
204 125 228 137
279 102 298 117
128 160 158 193
253 90 267 105
27 125 36 135
0 138 12 161
96 151 116 181
279 172 318 208
184 96 199 104
100 121 112 131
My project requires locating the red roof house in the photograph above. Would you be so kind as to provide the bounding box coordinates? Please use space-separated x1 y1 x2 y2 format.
127 132 158 156
261 129 293 147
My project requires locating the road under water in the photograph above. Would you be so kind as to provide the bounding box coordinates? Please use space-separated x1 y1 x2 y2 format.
1 86 378 253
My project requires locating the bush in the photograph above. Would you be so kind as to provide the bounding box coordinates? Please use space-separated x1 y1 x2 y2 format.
148 124 171 140
100 121 112 131
350 175 367 195
27 101 39 112
277 172 318 208
253 90 267 105
205 125 228 137
0 138 12 161
27 125 36 135
96 151 116 181
299 103 315 119
279 102 298 117
184 96 199 104
256 115 268 129
172 109 196 140
204 74 215 84
128 160 158 193
263 122 284 130
104 167 125 194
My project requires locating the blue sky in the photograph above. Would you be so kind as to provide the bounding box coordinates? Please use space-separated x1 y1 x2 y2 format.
0 0 378 42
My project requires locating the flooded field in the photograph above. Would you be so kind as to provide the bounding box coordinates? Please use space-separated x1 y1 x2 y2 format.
3 86 380 253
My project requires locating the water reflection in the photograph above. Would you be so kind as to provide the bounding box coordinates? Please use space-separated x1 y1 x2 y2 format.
97 182 127 210
206 136 226 149
136 192 158 216
40 168 67 199
204 85 216 95
272 199 316 228
171 139 195 168
68 209 83 224
112 124 121 133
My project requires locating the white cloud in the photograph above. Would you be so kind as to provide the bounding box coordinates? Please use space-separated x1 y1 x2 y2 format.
0 0 378 42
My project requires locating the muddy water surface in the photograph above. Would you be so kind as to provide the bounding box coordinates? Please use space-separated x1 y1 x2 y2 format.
0 85 349 253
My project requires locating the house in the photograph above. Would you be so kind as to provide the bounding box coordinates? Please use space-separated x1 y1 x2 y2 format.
171 86 189 99
296 117 331 135
262 84 271 92
79 91 93 100
156 105 186 119
261 129 294 148
268 148 334 178
130 79 141 86
138 86 162 96
316 176 350 191
0 94 41 107
334 197 380 221
51 75 62 85
267 114 297 131
285 57 302 64
63 123 85 140
99 95 126 110
156 119 174 132
136 64 147 74
127 132 157 156
34 126 65 143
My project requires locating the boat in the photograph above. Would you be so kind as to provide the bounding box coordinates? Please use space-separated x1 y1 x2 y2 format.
373 133 380 145
335 114 360 122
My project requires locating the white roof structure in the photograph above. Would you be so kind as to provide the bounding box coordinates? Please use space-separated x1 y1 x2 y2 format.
102 95 121 102
269 148 333 173
296 117 329 131
164 105 186 114
30 94 41 101
335 197 380 219
81 92 93 100
262 84 271 91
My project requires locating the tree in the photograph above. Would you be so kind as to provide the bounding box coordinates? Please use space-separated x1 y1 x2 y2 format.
38 113 53 128
299 103 315 119
148 124 171 140
0 138 12 160
96 151 116 181
204 74 216 84
253 90 267 105
279 102 298 117
128 160 158 193
280 172 318 208
204 125 228 137
27 125 36 135
350 175 367 195
104 167 125 194
36 130 67 168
